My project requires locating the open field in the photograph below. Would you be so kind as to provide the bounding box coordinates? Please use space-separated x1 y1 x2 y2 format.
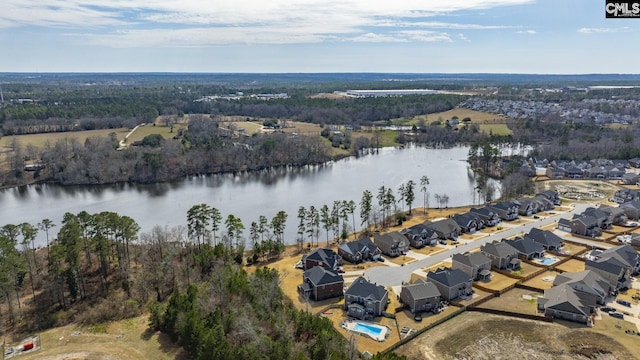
125 124 185 143
0 128 130 149
395 311 638 360
554 259 586 273
523 270 558 290
220 121 263 135
14 315 185 360
476 287 541 315
393 108 507 126
477 123 513 136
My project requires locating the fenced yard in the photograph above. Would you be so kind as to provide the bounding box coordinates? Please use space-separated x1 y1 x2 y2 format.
475 288 542 316
481 272 520 292
523 271 558 291
555 259 586 273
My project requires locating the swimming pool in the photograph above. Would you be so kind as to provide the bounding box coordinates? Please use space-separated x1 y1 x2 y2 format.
345 321 388 341
538 257 556 265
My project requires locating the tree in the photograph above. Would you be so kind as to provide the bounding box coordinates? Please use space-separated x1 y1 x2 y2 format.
376 186 387 228
187 204 211 248
343 200 357 240
38 218 56 262
360 190 373 230
405 180 416 215
420 176 430 214
210 207 222 246
297 206 307 250
19 222 38 301
331 201 342 242
306 206 320 247
271 211 287 244
0 232 27 322
320 204 332 247
258 215 269 241
225 214 245 250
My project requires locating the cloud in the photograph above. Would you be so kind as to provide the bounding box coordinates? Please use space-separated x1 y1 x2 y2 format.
577 27 630 34
458 33 470 42
0 0 533 46
516 29 536 34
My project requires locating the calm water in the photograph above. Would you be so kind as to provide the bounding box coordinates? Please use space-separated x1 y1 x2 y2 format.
0 146 500 246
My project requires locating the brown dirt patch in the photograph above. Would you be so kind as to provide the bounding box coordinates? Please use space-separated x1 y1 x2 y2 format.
555 259 586 273
524 270 559 291
480 272 519 292
476 287 541 315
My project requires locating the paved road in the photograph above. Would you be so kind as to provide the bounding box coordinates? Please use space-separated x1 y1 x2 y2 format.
364 203 597 287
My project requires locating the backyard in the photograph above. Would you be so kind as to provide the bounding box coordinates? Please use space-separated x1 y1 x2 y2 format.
523 270 559 291
554 259 586 273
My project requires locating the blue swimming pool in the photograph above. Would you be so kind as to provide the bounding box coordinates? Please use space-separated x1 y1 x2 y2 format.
539 257 556 265
353 323 383 337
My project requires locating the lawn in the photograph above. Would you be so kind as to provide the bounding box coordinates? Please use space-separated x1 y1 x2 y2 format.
410 245 447 256
481 272 519 292
125 124 185 143
523 270 558 290
554 259 586 273
0 128 130 148
392 108 507 126
511 261 542 278
476 287 541 316
220 121 263 135
16 315 186 360
478 123 513 136
561 242 588 255
386 255 416 266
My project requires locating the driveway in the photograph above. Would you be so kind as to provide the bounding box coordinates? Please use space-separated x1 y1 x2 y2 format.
363 203 592 287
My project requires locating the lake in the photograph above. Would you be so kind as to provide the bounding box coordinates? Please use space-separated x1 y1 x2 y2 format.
0 146 500 246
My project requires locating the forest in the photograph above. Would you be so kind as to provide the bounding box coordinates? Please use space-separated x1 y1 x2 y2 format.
0 202 408 360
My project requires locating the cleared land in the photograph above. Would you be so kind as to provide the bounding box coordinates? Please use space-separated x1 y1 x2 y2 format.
554 259 586 273
125 124 185 143
15 315 185 360
396 312 638 360
523 270 559 291
476 287 541 315
0 128 130 148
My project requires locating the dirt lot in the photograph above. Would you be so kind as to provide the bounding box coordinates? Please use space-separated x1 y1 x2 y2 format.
561 242 589 255
476 287 541 315
541 179 622 204
395 311 638 360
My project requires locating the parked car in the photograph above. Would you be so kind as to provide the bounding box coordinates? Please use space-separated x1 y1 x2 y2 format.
600 306 615 313
609 311 624 319
414 313 422 322
617 299 632 307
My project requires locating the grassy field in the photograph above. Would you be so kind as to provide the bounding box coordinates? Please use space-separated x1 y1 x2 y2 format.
0 128 130 149
478 123 513 136
393 108 507 126
125 124 185 143
13 315 185 360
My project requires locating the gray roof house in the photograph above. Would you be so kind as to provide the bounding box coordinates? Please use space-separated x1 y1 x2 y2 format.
582 207 612 229
568 214 602 237
585 259 629 291
553 270 612 305
303 248 341 271
400 224 438 248
373 232 409 257
470 207 501 227
399 280 441 314
491 201 519 221
425 219 461 240
426 268 473 301
344 276 389 320
613 188 640 204
452 252 492 281
451 213 480 233
596 244 640 275
507 236 545 260
298 266 345 301
565 166 584 179
537 190 561 206
622 173 640 185
526 228 564 252
514 197 537 216
546 166 565 179
621 199 640 221
480 240 521 270
338 237 382 264
537 284 597 325
598 205 627 225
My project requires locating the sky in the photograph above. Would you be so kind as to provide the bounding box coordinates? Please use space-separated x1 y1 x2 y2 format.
0 0 639 73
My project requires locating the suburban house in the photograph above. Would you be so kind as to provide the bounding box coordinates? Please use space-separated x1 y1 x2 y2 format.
481 240 521 270
373 232 409 257
557 218 572 233
565 166 584 179
303 248 341 271
622 173 640 185
594 244 640 275
298 266 344 301
526 228 564 252
553 270 613 304
582 207 613 229
426 268 473 301
538 284 597 325
629 157 640 168
515 197 537 216
338 237 382 264
451 213 480 233
546 166 565 179
564 214 602 237
537 190 561 206
621 200 640 220
343 276 389 320
585 259 629 291
425 219 461 240
400 224 439 248
613 188 640 204
507 236 545 260
399 279 441 314
452 252 492 281
532 195 555 212
470 207 501 227
598 205 627 225
490 201 519 221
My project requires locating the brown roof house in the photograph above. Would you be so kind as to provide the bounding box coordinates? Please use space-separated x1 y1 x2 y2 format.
298 266 344 301
452 252 492 281
399 280 441 314
344 277 388 320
